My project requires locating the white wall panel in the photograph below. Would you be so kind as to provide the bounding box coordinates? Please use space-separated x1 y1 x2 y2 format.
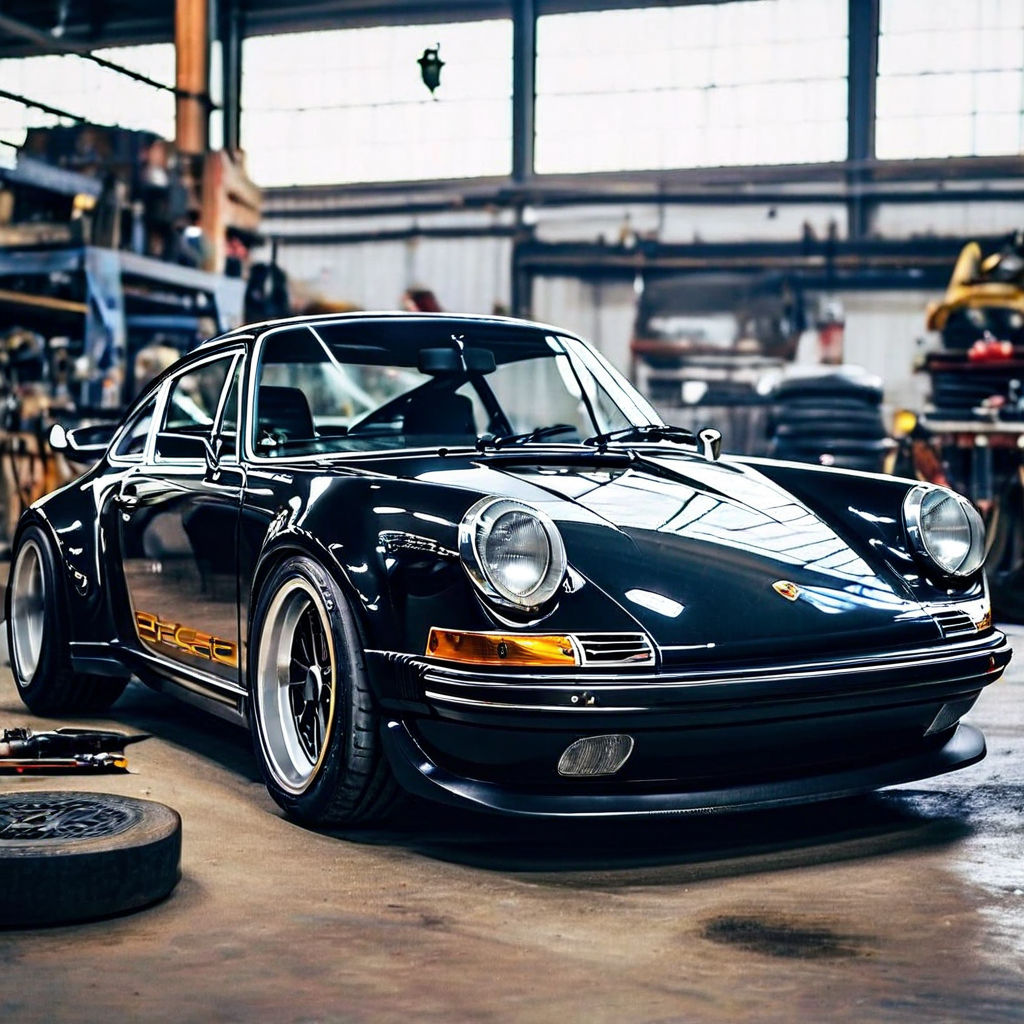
658 202 848 242
873 201 1024 238
531 276 638 375
275 236 512 314
276 240 409 310
407 236 513 315
532 202 848 243
838 289 935 416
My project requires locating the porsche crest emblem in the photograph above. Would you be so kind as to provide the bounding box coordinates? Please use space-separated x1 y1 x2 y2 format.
772 580 801 602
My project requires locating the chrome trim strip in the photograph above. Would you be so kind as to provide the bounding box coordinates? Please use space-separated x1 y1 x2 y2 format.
128 644 247 698
424 690 646 713
424 664 996 713
417 632 1007 690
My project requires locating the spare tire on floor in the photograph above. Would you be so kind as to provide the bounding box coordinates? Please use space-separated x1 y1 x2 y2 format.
0 792 181 927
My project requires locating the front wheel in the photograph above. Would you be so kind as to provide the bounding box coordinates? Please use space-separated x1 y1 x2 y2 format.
7 524 127 715
248 554 399 826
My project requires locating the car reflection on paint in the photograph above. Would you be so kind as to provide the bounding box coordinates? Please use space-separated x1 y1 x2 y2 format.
5 313 1011 825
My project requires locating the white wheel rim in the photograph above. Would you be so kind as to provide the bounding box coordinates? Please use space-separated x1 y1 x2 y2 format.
10 538 46 686
254 577 337 795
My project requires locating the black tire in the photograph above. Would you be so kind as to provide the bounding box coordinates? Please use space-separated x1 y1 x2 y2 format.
6 524 128 716
248 554 400 827
0 792 181 928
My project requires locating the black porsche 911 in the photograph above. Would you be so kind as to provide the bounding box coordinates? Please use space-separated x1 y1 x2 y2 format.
5 313 1011 824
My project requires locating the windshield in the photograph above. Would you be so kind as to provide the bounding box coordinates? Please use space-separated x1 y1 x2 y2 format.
250 320 660 457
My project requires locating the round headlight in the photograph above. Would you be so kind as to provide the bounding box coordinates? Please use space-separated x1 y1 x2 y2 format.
459 497 567 610
903 484 985 578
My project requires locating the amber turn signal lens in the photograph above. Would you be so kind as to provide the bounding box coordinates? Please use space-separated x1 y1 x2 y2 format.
975 608 993 632
426 628 578 666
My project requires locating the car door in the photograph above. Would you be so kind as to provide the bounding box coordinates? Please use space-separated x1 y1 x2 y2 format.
114 349 245 700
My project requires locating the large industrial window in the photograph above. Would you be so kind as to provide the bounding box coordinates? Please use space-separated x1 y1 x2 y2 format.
876 0 1024 159
0 45 176 146
534 0 848 174
241 21 513 187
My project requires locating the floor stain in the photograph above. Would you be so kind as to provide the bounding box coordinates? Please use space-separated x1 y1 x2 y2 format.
701 914 867 960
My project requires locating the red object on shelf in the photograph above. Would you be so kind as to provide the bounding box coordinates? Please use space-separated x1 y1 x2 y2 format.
967 335 1014 362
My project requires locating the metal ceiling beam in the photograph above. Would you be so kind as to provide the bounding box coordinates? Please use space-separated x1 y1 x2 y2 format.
0 10 205 101
262 182 1024 222
511 234 1004 292
0 88 86 124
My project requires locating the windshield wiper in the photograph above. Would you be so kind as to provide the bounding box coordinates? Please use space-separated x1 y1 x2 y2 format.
477 424 578 450
583 424 696 449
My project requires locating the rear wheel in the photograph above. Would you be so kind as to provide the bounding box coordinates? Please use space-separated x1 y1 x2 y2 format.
6 524 127 715
249 554 399 826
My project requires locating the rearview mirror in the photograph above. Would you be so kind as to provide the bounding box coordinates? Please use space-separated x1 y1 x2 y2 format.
49 422 117 464
418 347 496 375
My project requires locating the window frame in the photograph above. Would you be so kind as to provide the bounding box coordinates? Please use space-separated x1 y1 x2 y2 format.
107 384 163 466
106 347 245 468
243 318 660 464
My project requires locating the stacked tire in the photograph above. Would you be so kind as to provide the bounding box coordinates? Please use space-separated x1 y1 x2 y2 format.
767 368 892 473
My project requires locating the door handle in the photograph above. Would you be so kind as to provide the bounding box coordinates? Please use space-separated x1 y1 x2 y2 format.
114 485 140 510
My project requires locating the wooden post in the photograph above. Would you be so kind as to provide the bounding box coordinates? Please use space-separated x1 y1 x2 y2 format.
175 0 210 155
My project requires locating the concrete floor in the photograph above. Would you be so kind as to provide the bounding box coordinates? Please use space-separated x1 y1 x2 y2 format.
2 629 1024 1023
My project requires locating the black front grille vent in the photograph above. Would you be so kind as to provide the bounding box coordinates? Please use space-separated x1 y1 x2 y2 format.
932 610 977 639
575 633 654 666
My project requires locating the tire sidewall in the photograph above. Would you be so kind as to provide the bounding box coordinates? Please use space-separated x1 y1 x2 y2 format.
0 792 182 928
7 522 67 699
248 554 368 822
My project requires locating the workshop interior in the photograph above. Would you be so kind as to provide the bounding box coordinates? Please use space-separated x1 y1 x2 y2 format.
1 2 1024 1022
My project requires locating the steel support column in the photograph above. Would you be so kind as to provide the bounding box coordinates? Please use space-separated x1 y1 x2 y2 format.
175 0 211 155
219 0 244 153
847 0 880 240
511 0 537 183
511 0 537 315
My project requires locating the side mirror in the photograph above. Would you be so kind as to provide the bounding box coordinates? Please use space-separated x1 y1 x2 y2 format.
50 422 117 464
154 431 213 462
48 423 68 451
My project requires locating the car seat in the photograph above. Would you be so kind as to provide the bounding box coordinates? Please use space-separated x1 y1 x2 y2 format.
257 386 316 445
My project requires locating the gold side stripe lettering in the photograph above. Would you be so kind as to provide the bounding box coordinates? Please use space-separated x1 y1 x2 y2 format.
135 610 239 668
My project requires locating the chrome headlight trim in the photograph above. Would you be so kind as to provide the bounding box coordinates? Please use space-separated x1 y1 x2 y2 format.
903 484 986 579
459 497 567 611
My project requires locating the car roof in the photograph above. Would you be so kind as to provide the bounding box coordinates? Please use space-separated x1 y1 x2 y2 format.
197 311 580 350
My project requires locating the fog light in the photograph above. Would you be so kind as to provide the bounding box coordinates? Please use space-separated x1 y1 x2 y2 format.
557 734 634 777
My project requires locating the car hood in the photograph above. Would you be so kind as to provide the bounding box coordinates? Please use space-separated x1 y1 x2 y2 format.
371 448 941 661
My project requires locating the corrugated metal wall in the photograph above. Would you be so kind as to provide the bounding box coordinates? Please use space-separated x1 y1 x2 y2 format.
269 200 998 413
839 289 933 417
275 235 512 316
531 276 637 374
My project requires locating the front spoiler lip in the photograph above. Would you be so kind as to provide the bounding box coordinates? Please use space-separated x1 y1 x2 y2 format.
411 631 1011 715
382 719 988 818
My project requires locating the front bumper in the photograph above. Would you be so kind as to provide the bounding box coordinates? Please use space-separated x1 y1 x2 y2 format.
383 719 987 817
373 631 1011 817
